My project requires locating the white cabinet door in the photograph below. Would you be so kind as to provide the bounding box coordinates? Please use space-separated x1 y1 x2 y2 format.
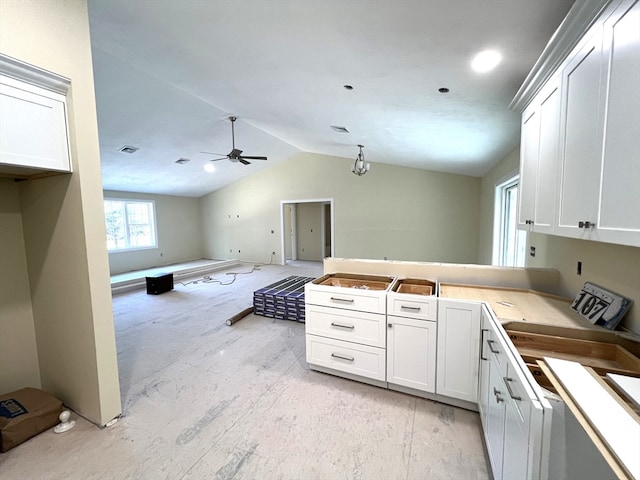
534 76 562 234
486 357 506 480
0 74 71 172
557 27 605 239
478 308 491 426
386 316 436 393
518 104 539 230
502 360 532 480
598 0 640 247
518 76 562 234
436 299 481 403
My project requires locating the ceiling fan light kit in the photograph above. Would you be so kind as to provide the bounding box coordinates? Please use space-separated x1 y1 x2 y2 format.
200 116 268 166
351 144 370 176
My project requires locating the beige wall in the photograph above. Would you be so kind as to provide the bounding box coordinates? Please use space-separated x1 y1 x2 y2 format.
296 202 324 261
201 152 481 265
0 0 121 423
0 179 41 392
104 190 204 274
479 146 640 335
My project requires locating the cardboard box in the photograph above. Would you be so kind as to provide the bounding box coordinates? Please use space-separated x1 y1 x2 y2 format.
0 387 62 452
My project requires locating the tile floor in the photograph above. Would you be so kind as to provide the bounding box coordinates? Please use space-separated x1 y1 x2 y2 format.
0 261 490 480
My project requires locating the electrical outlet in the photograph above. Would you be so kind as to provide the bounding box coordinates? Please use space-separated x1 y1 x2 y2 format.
530 246 536 257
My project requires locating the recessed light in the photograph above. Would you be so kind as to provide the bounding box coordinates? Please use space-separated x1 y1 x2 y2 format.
343 85 354 90
471 49 502 73
204 163 215 173
118 145 139 154
438 87 450 93
330 125 350 133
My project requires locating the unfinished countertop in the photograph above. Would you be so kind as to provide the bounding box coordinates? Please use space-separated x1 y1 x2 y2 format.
439 283 598 330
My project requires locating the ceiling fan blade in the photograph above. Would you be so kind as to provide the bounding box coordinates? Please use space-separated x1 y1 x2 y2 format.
200 151 226 156
209 157 228 162
239 155 268 160
238 158 251 165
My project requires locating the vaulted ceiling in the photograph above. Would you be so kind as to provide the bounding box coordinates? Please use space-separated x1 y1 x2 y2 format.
89 0 575 197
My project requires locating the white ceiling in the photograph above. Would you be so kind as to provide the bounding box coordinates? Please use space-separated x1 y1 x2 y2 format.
88 0 575 198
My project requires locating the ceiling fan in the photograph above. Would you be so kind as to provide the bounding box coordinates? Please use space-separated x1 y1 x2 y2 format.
201 116 268 165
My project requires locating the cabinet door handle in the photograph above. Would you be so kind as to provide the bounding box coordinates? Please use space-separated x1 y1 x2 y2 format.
578 220 595 229
503 377 522 401
330 297 354 304
388 323 393 328
331 353 354 362
493 387 504 404
400 305 421 312
480 329 489 361
331 322 354 330
487 339 500 354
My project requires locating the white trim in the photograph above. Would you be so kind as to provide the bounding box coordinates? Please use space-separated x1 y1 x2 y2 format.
280 198 334 265
0 53 70 95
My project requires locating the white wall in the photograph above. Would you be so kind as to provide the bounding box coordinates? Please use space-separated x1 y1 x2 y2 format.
201 152 481 265
1 0 121 424
0 179 41 393
104 190 205 274
479 147 640 335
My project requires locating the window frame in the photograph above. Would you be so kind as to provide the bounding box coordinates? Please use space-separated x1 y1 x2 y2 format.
104 198 158 253
492 172 527 267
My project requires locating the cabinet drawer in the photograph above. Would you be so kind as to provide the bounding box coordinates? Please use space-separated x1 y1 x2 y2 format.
484 317 509 379
305 305 385 348
387 294 437 321
305 334 386 381
305 286 386 314
503 361 533 438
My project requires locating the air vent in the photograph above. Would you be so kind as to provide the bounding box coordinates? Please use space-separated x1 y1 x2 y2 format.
330 125 350 133
175 158 190 164
119 145 139 154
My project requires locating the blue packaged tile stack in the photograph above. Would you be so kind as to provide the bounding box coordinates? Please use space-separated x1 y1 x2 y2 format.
253 276 316 322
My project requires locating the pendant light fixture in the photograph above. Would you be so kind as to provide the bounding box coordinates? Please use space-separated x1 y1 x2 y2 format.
351 144 370 176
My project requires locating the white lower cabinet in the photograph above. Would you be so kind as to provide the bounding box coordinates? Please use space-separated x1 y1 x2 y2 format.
480 306 547 480
386 315 436 393
436 299 481 404
305 335 386 381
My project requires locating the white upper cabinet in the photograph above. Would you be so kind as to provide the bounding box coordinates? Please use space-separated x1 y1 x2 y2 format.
597 0 640 246
517 76 562 234
556 27 605 240
0 55 72 175
514 0 640 248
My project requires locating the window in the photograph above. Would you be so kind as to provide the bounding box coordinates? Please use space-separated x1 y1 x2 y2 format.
104 199 157 251
493 174 526 267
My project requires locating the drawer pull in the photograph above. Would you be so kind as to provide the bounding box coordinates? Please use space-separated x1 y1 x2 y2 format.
487 339 500 354
400 305 421 312
331 322 355 330
480 329 489 361
330 297 355 304
503 377 522 401
331 353 354 362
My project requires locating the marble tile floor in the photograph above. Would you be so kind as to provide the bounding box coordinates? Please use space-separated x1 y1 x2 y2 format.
0 261 490 480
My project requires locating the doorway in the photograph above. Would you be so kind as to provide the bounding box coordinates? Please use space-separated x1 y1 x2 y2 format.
281 199 334 265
